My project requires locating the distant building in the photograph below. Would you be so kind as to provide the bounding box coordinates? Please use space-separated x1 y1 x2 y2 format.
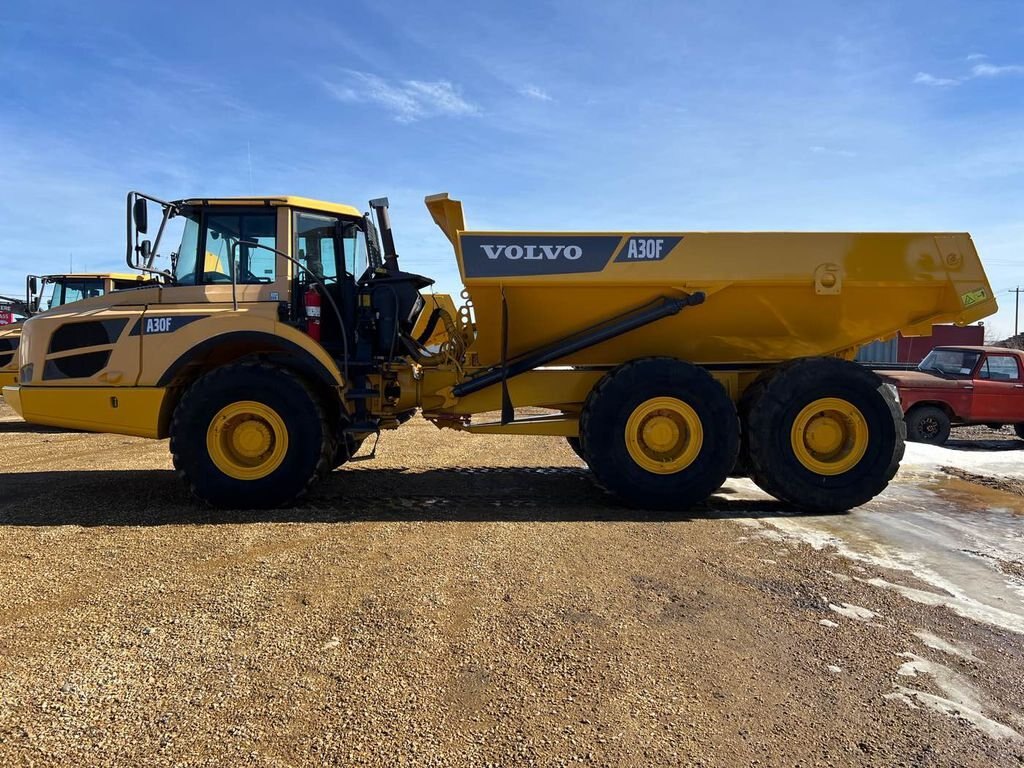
856 324 985 364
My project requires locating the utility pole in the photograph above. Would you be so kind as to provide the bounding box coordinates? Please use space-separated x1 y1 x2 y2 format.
1016 286 1021 338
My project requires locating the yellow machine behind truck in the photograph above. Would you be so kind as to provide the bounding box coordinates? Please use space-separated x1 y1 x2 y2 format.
0 272 152 387
4 191 997 512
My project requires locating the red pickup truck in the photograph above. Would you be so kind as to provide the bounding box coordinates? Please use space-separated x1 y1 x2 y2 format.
881 346 1024 444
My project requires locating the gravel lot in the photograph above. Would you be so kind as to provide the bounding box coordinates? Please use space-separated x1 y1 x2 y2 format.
1 401 1022 767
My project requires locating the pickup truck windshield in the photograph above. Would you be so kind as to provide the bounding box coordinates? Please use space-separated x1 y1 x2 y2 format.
918 348 981 377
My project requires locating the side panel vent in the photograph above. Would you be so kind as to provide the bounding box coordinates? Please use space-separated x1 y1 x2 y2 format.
43 351 112 380
48 319 128 354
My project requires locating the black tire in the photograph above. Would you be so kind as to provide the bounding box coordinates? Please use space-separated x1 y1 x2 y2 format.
170 362 332 508
906 405 951 445
580 357 739 510
1016 424 1024 441
330 433 365 469
566 436 586 462
746 357 904 513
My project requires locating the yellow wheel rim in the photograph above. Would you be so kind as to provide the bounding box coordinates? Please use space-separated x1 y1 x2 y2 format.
625 397 703 474
206 401 289 481
790 397 868 476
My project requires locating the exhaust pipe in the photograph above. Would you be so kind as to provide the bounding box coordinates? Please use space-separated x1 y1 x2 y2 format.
369 197 399 272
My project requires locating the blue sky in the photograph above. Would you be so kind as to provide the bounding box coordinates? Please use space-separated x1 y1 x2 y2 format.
1 1 1022 335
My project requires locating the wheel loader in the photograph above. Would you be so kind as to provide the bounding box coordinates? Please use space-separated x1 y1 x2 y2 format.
2 191 997 511
1 272 153 387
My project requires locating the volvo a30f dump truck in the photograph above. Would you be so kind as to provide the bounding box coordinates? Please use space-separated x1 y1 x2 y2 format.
3 191 997 511
0 273 153 387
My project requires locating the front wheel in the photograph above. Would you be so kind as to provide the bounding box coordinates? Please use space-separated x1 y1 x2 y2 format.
566 436 586 462
170 362 332 508
906 405 951 445
580 357 738 510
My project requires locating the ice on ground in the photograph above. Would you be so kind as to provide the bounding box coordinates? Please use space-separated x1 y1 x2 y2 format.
912 630 979 661
828 602 877 621
885 687 1021 740
818 619 839 628
901 441 1024 481
888 652 1020 740
726 479 1024 635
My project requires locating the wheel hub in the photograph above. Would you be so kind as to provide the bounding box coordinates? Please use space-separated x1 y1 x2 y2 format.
206 401 289 480
790 397 868 476
625 397 703 475
231 419 273 458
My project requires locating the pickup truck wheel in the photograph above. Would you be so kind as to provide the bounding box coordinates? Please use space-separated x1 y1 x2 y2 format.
580 357 738 510
170 362 332 508
906 405 951 445
745 357 904 513
1015 424 1024 441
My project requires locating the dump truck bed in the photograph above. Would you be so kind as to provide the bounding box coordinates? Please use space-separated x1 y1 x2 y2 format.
426 194 997 369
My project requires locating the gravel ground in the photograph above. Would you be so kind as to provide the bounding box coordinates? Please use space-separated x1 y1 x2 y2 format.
1 401 1023 767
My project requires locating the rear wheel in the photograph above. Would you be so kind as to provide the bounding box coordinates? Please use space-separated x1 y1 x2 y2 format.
745 357 904 513
906 405 951 445
580 357 738 510
330 433 365 469
170 362 332 508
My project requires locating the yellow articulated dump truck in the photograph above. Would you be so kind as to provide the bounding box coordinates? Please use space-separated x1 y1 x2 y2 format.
3 191 997 511
1 272 153 387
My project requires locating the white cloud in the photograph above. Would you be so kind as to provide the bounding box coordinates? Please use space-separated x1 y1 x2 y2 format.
520 84 553 102
971 62 1024 77
914 72 961 87
914 56 1024 87
323 71 478 123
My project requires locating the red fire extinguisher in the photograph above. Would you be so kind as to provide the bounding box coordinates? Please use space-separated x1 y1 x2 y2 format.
304 285 322 343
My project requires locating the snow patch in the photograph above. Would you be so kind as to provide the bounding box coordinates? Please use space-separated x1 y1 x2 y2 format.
828 602 877 621
889 652 1020 740
818 619 839 628
867 577 1024 635
912 630 979 662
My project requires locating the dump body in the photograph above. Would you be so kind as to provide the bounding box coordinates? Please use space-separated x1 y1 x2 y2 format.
425 195 997 370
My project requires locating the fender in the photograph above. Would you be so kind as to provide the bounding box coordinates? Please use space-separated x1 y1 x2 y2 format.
156 330 343 390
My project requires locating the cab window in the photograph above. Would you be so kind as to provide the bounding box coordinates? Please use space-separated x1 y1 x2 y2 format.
979 355 1021 381
343 228 369 277
61 279 105 305
295 212 340 281
203 212 277 284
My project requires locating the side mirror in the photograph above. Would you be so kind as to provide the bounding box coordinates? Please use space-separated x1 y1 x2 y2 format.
28 276 38 296
31 296 40 313
140 239 152 263
133 198 148 234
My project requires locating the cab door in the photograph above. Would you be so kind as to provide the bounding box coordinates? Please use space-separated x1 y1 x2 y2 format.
971 353 1024 422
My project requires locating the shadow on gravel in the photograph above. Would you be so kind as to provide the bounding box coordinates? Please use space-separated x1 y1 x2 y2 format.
0 420 79 434
0 467 813 526
943 439 1024 452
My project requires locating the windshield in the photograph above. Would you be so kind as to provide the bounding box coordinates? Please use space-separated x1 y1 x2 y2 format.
171 214 201 285
38 281 59 312
918 348 981 377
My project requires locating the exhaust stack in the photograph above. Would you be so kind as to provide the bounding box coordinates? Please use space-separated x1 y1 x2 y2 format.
369 197 399 272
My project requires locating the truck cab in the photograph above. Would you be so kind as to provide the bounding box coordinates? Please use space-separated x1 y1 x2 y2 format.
0 272 153 388
882 346 1024 444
